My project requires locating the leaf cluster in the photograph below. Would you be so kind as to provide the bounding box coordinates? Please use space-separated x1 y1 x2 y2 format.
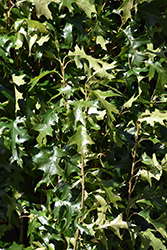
0 0 167 249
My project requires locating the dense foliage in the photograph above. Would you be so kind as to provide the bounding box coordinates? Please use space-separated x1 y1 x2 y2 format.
1 0 167 249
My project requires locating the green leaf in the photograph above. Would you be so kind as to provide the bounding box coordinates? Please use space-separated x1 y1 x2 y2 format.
123 88 141 108
53 200 73 233
48 244 55 250
7 241 24 250
137 153 162 186
121 27 149 66
69 100 96 129
100 214 128 239
96 35 108 50
75 0 97 18
137 169 161 186
93 90 119 121
67 125 94 156
29 0 59 19
27 33 38 55
28 69 61 92
0 47 13 63
76 223 90 235
10 117 31 167
103 186 121 209
12 74 26 114
6 191 23 221
30 0 96 19
32 109 59 146
27 19 49 34
33 146 66 188
146 60 167 94
69 45 116 79
95 194 110 225
96 229 108 250
88 107 106 121
0 224 10 235
140 229 166 250
139 0 167 34
119 0 133 22
36 34 50 46
139 205 167 230
63 23 73 45
15 18 49 54
73 102 86 129
49 84 75 102
15 29 25 50
161 154 167 172
139 109 167 126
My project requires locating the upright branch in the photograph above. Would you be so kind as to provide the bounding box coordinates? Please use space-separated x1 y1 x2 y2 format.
8 0 11 29
126 121 141 220
60 57 74 105
61 62 66 87
60 58 67 106
73 156 85 250
118 121 141 250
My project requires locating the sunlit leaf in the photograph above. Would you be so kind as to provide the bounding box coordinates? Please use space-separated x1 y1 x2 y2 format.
76 223 90 235
96 35 107 50
63 23 73 45
136 153 163 186
100 214 128 239
93 90 119 121
12 74 26 114
69 45 116 79
67 125 94 156
94 194 110 226
33 146 67 187
123 88 141 108
30 0 96 19
36 34 50 46
29 0 59 19
139 109 167 126
119 0 133 22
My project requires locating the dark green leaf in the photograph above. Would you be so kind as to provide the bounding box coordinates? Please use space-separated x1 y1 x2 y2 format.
67 125 94 156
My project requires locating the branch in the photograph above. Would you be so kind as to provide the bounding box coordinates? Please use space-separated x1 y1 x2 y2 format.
118 121 140 250
73 156 85 250
126 120 140 220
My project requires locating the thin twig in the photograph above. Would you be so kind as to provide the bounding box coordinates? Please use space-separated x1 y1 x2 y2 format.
101 0 108 13
113 106 125 125
64 59 75 70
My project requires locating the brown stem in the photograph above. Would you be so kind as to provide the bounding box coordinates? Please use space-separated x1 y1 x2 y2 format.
81 156 85 209
113 106 125 125
73 156 85 250
8 0 11 29
61 62 66 87
101 0 108 13
118 121 140 250
84 84 89 115
126 121 140 220
60 61 67 107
